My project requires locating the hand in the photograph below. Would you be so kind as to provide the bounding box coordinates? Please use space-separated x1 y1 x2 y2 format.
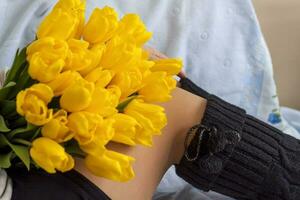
143 46 186 79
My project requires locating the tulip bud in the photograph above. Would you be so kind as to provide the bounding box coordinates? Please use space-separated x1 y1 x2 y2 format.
85 150 135 182
30 137 74 173
16 84 53 126
83 6 118 44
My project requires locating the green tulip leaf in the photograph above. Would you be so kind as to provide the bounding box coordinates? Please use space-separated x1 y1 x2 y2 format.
7 123 37 139
9 117 27 129
11 143 30 170
117 95 137 113
0 133 7 148
65 140 86 158
0 115 10 132
0 100 16 117
0 151 13 168
0 81 16 101
0 134 30 170
6 64 36 100
4 47 27 86
30 127 41 141
1 81 16 88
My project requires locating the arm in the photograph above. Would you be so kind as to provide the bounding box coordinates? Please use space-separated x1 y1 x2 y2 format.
176 77 300 200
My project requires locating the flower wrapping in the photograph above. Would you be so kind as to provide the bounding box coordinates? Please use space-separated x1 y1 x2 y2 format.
0 0 182 182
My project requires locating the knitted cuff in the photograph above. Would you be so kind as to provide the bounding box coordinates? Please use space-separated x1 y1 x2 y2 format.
179 77 209 99
176 77 281 199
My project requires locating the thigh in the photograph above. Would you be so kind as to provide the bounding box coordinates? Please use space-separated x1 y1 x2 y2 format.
75 121 177 200
75 87 206 200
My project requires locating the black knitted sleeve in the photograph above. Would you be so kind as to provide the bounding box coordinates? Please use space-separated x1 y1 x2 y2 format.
176 77 300 200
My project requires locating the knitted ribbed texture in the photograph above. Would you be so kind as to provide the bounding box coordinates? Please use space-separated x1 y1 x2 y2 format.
179 78 210 98
177 78 300 200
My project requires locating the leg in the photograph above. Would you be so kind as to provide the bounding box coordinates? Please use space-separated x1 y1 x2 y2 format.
75 87 207 200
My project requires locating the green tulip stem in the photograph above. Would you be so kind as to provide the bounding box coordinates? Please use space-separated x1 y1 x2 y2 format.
13 138 32 147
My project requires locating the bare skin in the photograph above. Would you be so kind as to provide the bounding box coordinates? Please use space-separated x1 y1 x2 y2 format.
75 48 206 200
75 87 206 199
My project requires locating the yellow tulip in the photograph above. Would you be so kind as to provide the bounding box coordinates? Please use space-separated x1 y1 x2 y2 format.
138 72 177 102
26 37 68 60
80 118 115 155
85 150 135 182
110 113 140 146
16 84 53 126
110 68 143 100
84 86 120 117
54 0 85 10
99 36 139 73
64 39 92 71
107 85 121 103
37 8 78 40
28 53 64 83
138 57 155 75
151 58 183 76
65 39 104 72
37 0 85 40
78 44 106 76
130 49 155 78
30 137 74 173
84 68 113 88
26 38 68 83
124 99 167 146
67 112 102 145
117 14 152 46
110 72 131 100
42 110 72 143
83 6 118 44
53 0 86 38
47 70 81 96
60 78 94 112
124 68 144 93
20 83 53 104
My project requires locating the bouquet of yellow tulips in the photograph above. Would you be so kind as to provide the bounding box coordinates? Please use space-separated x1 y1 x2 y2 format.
0 0 182 182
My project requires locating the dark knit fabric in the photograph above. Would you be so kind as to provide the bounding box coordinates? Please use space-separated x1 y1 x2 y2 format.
176 77 300 200
7 168 111 200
